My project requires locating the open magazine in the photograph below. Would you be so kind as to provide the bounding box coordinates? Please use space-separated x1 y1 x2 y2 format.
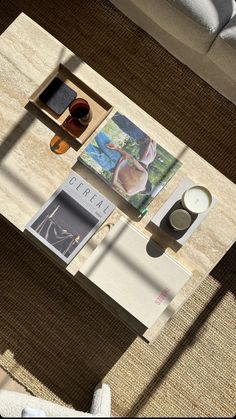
25 171 115 263
79 111 182 212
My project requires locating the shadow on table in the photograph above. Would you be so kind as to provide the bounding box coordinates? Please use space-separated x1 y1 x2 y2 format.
0 51 82 206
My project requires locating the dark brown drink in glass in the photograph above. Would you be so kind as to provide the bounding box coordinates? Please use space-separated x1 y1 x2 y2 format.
50 98 92 154
62 98 92 137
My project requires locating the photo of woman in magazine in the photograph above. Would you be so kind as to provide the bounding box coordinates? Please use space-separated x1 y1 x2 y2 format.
79 112 182 210
85 131 156 196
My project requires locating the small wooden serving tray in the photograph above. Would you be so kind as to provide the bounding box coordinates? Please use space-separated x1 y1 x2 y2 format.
29 63 113 144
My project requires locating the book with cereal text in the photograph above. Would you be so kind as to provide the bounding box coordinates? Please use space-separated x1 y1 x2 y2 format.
25 171 115 264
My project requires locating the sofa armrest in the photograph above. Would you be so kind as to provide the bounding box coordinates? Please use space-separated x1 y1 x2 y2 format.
208 13 236 82
0 390 93 417
90 383 111 417
110 0 235 53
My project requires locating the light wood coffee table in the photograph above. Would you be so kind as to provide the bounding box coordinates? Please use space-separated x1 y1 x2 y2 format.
0 13 235 343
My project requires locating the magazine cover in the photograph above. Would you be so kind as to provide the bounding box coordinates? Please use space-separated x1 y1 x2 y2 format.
25 171 115 264
79 111 182 211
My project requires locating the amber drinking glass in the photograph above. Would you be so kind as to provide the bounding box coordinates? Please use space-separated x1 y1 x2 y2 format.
63 98 92 137
50 98 92 154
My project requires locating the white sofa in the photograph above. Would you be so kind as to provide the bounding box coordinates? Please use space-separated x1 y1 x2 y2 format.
0 383 111 417
110 0 236 104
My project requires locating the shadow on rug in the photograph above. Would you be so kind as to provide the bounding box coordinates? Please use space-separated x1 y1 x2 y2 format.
0 216 135 411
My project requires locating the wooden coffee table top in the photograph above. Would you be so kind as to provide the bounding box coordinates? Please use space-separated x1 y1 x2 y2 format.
0 13 235 342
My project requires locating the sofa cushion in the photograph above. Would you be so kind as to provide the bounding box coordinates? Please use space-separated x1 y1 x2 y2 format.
111 0 235 53
208 13 236 82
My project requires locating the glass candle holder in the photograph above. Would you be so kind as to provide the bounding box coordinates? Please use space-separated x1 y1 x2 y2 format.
169 208 192 231
182 186 212 214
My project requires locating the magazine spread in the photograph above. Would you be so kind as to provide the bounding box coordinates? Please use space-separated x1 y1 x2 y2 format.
25 171 115 264
78 111 182 211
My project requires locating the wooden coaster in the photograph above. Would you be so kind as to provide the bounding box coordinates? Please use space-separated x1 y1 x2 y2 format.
39 77 77 115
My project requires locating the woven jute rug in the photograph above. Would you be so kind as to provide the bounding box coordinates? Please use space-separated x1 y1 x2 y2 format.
0 0 235 417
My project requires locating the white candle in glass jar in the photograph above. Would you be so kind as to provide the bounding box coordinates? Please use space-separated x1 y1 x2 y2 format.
182 185 212 214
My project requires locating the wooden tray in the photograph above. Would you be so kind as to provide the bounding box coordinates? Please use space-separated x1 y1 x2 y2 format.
29 63 113 145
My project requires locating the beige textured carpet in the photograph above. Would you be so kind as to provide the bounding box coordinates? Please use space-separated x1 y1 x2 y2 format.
0 0 235 417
